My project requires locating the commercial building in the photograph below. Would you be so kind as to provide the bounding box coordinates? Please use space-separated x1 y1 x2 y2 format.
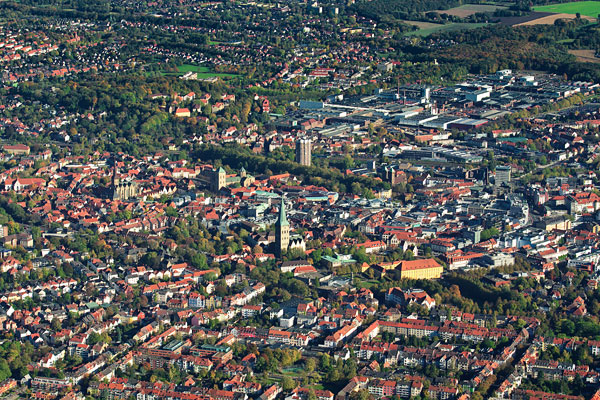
495 165 511 187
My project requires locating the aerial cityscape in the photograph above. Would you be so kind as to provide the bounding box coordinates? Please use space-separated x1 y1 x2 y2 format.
0 0 600 399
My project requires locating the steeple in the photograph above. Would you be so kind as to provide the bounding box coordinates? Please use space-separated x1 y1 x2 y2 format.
112 162 119 187
275 197 290 256
276 197 289 227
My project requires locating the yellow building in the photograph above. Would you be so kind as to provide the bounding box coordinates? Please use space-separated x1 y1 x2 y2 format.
399 259 443 280
362 260 401 274
536 215 572 232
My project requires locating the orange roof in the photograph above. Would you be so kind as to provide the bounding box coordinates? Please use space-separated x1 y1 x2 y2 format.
400 258 441 271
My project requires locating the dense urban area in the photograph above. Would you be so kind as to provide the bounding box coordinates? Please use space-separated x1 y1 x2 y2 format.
1 0 600 399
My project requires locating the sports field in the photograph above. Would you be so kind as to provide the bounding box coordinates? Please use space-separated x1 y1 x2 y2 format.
532 1 600 18
160 64 238 78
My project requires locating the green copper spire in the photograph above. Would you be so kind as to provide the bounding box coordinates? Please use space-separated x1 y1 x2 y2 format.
277 198 289 227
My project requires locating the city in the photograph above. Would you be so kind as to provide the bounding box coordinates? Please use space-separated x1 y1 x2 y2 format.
0 0 599 400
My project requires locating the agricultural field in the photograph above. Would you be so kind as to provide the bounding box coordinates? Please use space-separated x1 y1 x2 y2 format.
533 1 600 18
431 3 508 17
515 12 596 25
403 21 490 36
568 49 600 63
402 20 445 30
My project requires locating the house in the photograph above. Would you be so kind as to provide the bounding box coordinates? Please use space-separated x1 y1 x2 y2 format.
385 288 436 310
260 385 282 400
241 305 262 318
175 108 191 118
3 144 30 155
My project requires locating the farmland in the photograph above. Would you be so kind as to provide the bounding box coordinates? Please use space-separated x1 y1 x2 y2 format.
431 3 508 17
500 10 596 26
403 21 490 36
532 1 600 18
569 49 600 63
515 12 595 25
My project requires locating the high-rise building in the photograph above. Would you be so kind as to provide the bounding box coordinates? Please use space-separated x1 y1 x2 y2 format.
495 165 511 187
275 198 290 256
295 139 312 166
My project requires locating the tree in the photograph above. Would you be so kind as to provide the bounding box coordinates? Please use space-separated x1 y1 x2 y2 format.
88 332 102 346
51 318 61 331
349 389 371 400
139 294 149 308
319 353 331 371
305 357 316 373
0 359 10 381
282 376 297 391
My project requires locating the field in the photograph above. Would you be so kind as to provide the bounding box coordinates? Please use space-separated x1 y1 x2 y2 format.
402 20 444 29
403 21 490 36
569 49 600 63
532 1 600 18
162 64 238 78
431 3 507 17
515 12 595 25
499 11 553 25
177 64 205 73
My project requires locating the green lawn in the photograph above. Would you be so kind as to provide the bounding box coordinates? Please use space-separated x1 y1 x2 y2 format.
177 64 210 73
533 1 600 18
405 22 490 36
355 279 379 289
281 367 304 374
157 64 238 79
197 72 238 78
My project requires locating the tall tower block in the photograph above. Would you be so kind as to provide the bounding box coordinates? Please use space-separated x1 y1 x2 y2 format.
295 139 312 167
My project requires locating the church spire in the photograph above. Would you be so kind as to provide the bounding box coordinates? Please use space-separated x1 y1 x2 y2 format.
275 197 290 256
277 197 289 227
112 161 119 187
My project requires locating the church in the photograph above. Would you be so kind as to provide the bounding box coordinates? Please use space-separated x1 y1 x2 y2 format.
110 164 139 201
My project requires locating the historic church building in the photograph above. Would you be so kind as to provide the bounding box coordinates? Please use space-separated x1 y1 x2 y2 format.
110 164 139 201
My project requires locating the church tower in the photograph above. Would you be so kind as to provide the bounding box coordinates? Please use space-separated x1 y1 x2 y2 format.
109 162 138 201
275 198 290 256
112 163 119 187
111 163 121 200
211 167 227 192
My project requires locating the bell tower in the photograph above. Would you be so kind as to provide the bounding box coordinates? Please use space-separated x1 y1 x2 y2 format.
275 198 290 256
